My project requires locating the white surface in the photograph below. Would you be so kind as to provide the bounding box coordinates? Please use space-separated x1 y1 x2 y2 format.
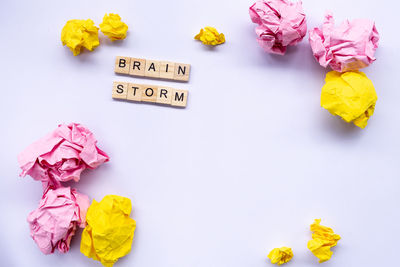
0 0 399 266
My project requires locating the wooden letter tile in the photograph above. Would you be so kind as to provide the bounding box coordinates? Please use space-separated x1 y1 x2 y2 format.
115 56 131 74
127 83 143 102
173 63 190 82
141 85 158 103
129 58 146 77
145 60 160 78
159 61 175 80
112 81 128 99
171 89 188 107
156 86 173 105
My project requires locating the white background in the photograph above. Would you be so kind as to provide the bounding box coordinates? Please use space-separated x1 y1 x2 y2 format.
0 0 399 266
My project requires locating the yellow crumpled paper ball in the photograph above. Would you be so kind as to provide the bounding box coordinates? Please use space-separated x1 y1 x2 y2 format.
194 27 225 45
80 195 136 267
61 19 99 56
267 247 293 265
100 13 128 41
307 219 341 263
321 71 377 129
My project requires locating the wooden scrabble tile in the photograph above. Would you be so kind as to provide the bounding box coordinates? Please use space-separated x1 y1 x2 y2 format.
127 83 143 102
115 56 131 74
145 60 160 78
156 86 173 105
112 81 128 99
171 89 188 107
173 63 190 81
129 58 146 77
141 85 158 103
159 61 175 80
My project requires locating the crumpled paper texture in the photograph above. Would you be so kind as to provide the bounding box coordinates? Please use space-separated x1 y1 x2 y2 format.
194 27 225 45
307 219 341 263
18 123 109 189
81 195 136 267
321 71 377 129
61 19 100 56
309 12 379 72
100 13 128 41
27 187 90 254
249 0 307 55
268 247 293 265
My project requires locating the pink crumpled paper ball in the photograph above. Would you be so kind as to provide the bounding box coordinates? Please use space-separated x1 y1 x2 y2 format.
27 186 90 254
18 123 109 189
249 0 307 55
309 12 380 72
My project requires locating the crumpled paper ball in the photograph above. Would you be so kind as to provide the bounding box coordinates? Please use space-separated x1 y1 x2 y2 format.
309 12 379 72
61 19 100 56
249 0 307 55
18 123 109 189
307 219 341 263
81 195 136 267
27 187 90 254
321 71 377 129
194 27 225 45
100 13 128 41
267 247 293 265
